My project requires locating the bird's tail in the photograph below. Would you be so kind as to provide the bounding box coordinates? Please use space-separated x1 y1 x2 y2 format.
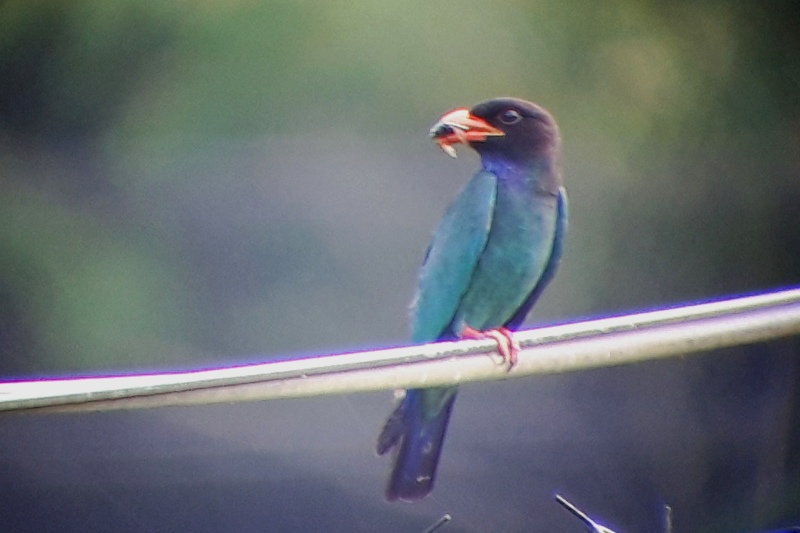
377 387 457 502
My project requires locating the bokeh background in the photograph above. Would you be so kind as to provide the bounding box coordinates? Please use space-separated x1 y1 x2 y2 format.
1 1 799 531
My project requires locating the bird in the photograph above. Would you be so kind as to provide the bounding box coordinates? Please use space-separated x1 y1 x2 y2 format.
376 97 568 502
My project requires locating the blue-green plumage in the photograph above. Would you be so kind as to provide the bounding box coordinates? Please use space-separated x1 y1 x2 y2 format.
377 98 567 501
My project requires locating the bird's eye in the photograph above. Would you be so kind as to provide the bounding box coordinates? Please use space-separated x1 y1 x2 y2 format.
499 109 522 125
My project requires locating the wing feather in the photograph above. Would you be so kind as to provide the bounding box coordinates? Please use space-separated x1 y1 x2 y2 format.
505 186 568 329
410 171 497 343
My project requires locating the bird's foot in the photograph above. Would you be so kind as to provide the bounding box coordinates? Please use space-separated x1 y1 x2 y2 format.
460 325 520 369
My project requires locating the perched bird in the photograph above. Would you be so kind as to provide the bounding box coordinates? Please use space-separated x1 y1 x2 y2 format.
376 97 568 501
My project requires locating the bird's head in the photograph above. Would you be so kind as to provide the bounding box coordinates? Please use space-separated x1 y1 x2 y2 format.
429 97 560 167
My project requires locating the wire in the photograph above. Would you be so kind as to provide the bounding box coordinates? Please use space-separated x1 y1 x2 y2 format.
1 287 799 414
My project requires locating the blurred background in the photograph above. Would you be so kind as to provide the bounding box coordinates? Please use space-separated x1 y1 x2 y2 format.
1 0 799 531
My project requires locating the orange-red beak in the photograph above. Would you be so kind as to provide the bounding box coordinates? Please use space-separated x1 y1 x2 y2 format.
429 107 505 158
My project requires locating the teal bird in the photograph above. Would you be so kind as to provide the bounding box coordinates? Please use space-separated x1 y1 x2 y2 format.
376 98 568 501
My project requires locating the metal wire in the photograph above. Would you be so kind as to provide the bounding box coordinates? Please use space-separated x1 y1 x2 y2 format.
2 287 800 414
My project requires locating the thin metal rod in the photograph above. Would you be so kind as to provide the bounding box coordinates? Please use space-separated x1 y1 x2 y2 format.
2 287 800 414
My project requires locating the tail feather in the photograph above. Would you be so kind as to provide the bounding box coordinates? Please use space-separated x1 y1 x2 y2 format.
378 387 457 502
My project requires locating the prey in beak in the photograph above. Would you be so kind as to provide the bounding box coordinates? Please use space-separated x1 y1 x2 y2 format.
429 107 505 158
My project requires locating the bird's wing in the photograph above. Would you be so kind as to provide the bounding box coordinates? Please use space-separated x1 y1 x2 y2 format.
410 170 497 343
505 186 568 329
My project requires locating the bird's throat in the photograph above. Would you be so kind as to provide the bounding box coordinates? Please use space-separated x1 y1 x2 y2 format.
482 156 561 197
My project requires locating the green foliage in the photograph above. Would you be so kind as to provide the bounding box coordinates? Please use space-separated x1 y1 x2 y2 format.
0 190 188 372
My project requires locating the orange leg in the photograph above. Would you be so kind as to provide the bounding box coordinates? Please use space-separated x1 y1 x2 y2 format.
460 325 520 369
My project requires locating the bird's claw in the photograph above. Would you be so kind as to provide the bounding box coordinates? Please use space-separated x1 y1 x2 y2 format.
461 325 519 369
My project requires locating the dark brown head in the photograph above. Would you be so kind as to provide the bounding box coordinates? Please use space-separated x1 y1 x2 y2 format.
430 97 561 169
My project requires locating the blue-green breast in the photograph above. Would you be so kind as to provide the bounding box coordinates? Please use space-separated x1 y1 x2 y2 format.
453 167 559 331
